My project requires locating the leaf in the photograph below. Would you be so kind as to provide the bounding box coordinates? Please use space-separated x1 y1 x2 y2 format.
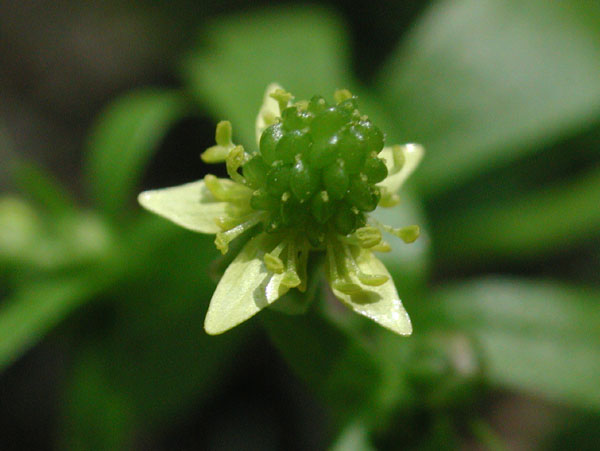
328 248 413 336
138 179 228 234
59 229 246 447
204 233 293 334
420 277 600 409
261 307 384 425
0 273 110 370
329 420 377 451
182 6 352 148
0 197 115 272
85 89 190 217
435 166 600 262
11 161 77 215
379 0 600 196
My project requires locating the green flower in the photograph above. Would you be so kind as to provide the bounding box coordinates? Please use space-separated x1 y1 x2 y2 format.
138 84 423 335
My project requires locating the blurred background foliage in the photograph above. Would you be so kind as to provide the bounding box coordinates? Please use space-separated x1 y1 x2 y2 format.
1 0 599 449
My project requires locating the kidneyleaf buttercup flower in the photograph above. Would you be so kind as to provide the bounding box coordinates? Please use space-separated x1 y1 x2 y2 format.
138 84 423 336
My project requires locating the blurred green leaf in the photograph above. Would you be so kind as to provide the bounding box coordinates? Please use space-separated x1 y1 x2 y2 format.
330 420 376 451
0 196 115 272
0 272 112 370
85 89 190 217
12 161 76 215
61 227 247 446
60 353 137 451
379 0 600 196
435 166 600 262
420 278 600 409
262 306 383 425
182 6 352 148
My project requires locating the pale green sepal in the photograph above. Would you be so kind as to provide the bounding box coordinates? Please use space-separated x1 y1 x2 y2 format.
255 83 285 146
138 180 227 234
378 143 424 194
204 234 292 335
328 249 412 336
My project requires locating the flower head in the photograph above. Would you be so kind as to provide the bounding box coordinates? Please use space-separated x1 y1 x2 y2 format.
138 84 423 335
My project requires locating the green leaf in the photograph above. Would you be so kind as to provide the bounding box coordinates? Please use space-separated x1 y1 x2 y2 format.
85 89 190 217
262 307 384 425
329 420 376 451
0 197 115 272
60 230 245 447
0 273 111 370
379 0 600 196
204 233 293 335
182 6 352 148
435 166 600 262
328 248 413 336
138 179 229 234
421 278 600 409
11 161 77 215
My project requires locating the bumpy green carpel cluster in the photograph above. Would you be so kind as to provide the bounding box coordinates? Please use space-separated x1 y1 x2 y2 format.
243 91 388 245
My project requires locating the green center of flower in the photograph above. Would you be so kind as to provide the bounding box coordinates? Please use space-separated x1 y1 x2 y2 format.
241 93 388 246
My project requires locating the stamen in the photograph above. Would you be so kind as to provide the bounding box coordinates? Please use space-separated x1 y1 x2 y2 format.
269 88 293 112
378 187 400 207
382 224 420 243
353 226 382 248
334 89 353 103
264 253 285 273
263 240 287 274
370 240 392 253
296 239 309 292
204 174 252 202
328 240 362 294
341 242 388 287
226 145 250 185
201 121 235 163
281 238 301 288
214 213 257 232
214 214 262 254
369 217 421 244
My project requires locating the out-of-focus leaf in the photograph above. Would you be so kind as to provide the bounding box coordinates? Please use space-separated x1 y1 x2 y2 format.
60 353 136 451
0 196 115 272
419 278 600 409
330 420 376 451
182 7 352 148
85 90 190 217
61 228 247 446
379 0 600 196
262 307 383 425
435 166 600 262
0 273 112 370
12 161 76 215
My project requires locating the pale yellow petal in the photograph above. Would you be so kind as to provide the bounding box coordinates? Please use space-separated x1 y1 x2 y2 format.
255 83 285 146
204 234 292 335
138 180 227 234
378 143 424 194
328 248 413 336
